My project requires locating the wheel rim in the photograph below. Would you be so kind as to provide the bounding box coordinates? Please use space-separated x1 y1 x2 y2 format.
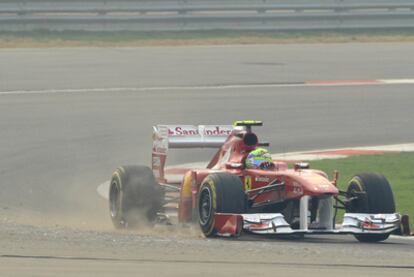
199 187 212 225
346 179 365 213
109 181 121 218
346 186 359 212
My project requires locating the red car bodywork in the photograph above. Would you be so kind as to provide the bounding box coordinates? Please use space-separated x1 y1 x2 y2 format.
152 123 338 225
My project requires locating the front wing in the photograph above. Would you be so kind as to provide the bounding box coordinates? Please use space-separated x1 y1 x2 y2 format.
213 213 401 237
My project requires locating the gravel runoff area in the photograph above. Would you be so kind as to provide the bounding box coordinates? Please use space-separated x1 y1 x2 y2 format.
1 215 414 277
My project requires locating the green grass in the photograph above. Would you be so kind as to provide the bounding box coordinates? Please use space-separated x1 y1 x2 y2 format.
308 152 414 228
2 29 414 47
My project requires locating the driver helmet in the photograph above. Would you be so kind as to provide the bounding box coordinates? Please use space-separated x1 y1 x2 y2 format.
245 148 274 170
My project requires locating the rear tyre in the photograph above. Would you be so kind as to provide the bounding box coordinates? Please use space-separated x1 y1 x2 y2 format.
109 165 163 228
198 172 246 237
346 173 395 242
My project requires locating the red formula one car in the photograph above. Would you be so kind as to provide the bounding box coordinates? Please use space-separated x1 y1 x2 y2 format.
109 121 402 242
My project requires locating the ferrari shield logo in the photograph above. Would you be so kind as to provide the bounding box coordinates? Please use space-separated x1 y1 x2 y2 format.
244 176 252 191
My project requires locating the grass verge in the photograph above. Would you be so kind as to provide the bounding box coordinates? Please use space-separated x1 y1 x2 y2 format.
1 29 414 48
309 152 414 230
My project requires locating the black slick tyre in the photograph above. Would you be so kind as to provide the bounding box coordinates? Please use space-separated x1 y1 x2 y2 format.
346 173 395 242
198 172 246 237
109 165 163 228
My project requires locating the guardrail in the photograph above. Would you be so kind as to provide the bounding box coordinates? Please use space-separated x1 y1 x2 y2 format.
0 0 414 32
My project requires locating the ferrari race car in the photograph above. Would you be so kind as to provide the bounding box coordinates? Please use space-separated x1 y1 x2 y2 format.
109 121 405 242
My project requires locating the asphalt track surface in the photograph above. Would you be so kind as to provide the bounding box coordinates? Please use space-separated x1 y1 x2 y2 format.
1 43 414 276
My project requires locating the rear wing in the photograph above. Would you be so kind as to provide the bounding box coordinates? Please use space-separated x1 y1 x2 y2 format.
153 125 234 152
152 125 234 182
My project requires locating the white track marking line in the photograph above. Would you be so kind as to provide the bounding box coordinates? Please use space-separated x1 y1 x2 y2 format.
0 84 310 95
3 78 414 95
354 143 414 152
272 143 414 161
380 79 414 84
271 154 349 161
0 84 306 95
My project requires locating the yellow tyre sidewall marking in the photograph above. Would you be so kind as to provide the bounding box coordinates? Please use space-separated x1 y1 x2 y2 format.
350 177 364 192
205 178 217 236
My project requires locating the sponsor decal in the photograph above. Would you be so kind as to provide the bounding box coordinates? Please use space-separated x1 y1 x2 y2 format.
203 126 233 136
360 219 380 230
246 223 269 229
292 182 303 194
255 176 270 182
244 176 252 191
319 184 330 190
168 126 199 136
153 141 167 153
167 125 233 137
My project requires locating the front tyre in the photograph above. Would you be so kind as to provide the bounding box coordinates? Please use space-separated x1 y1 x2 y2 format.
198 172 246 237
109 165 163 228
346 173 395 242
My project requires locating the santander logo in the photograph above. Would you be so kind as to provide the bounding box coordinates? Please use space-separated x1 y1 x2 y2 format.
167 125 233 137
